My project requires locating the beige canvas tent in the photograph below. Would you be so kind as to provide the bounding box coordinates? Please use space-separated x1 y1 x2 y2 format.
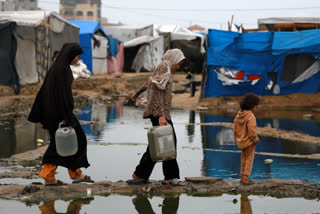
0 11 79 85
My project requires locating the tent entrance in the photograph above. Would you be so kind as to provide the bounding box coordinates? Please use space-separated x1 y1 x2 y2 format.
281 54 318 83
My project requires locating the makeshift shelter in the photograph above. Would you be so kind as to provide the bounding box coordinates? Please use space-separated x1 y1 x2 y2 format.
156 25 205 74
258 17 320 32
103 24 154 42
70 20 123 75
103 24 156 73
203 29 320 98
0 11 80 85
123 35 164 73
0 21 20 93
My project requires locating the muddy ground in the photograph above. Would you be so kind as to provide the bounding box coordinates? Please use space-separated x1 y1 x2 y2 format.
1 72 320 202
1 177 320 203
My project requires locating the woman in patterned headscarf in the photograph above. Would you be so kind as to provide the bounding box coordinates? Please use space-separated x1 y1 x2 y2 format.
128 49 185 186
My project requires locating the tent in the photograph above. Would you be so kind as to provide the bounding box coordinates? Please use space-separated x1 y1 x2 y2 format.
103 24 154 43
103 24 159 73
203 29 320 98
0 11 80 86
155 25 205 74
123 35 164 73
69 20 122 75
0 21 20 93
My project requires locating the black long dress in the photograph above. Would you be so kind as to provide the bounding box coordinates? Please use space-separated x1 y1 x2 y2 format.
28 43 90 171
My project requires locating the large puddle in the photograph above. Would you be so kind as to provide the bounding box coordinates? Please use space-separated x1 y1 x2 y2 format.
1 102 320 213
1 103 320 183
1 194 319 214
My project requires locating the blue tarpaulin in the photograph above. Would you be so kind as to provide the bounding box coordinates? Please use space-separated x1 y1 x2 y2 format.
204 29 320 97
69 20 120 72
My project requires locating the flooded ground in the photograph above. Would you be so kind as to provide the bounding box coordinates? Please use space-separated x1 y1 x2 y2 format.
1 193 320 214
1 102 320 213
1 103 320 183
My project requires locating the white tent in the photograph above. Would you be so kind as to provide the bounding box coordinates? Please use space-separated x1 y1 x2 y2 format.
103 24 154 43
0 11 79 85
124 35 164 73
155 24 205 53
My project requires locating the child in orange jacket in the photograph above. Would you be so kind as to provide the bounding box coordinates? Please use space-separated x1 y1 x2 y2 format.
233 93 260 185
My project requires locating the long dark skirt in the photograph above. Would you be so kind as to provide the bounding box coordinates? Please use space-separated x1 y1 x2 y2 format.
134 116 180 180
42 114 90 171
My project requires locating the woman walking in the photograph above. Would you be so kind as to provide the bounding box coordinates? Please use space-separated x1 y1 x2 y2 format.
28 43 93 186
128 49 185 186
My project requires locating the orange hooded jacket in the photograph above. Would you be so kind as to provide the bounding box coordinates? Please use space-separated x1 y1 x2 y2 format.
233 110 259 150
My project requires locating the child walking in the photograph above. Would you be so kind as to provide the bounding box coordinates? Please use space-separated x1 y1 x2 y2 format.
233 93 260 185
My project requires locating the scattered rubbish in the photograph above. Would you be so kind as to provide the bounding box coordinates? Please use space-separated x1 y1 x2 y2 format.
317 164 320 166
37 143 42 146
20 185 40 195
196 106 208 110
227 102 237 106
20 196 30 201
120 121 125 124
37 139 44 143
302 114 313 120
183 146 201 150
87 188 92 196
31 182 43 185
264 159 273 164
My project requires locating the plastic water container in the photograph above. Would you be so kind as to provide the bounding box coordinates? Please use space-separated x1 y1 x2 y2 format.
55 122 78 157
148 125 176 162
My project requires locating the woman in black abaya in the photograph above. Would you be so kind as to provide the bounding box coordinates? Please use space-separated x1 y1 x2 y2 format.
28 43 93 185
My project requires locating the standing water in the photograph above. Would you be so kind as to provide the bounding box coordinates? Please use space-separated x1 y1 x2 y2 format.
0 102 320 213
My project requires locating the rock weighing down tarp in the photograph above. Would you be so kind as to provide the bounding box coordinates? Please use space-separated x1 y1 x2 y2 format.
204 29 320 97
0 11 80 87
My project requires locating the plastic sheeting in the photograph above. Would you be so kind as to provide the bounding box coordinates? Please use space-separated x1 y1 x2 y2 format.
204 29 320 97
0 11 79 86
103 24 153 43
0 22 20 93
15 37 37 85
92 34 108 74
107 43 124 76
130 36 164 73
69 20 120 73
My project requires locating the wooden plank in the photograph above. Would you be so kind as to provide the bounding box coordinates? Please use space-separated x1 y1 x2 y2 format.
273 23 320 28
242 28 268 33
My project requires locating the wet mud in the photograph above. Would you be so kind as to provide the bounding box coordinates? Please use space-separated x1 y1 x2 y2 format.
0 177 319 203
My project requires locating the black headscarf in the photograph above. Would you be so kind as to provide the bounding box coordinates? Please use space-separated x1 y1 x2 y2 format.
28 43 83 130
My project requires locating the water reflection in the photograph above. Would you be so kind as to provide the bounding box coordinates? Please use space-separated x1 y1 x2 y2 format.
185 110 195 143
200 113 320 181
0 119 49 158
38 198 93 214
2 193 318 214
200 114 320 155
77 102 123 141
240 194 253 214
132 196 179 214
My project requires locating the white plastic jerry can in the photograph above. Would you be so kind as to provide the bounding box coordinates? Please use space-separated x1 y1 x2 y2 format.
147 125 176 162
55 122 78 157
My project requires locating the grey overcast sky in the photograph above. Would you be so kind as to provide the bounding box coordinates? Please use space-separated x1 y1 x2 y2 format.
39 0 320 29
